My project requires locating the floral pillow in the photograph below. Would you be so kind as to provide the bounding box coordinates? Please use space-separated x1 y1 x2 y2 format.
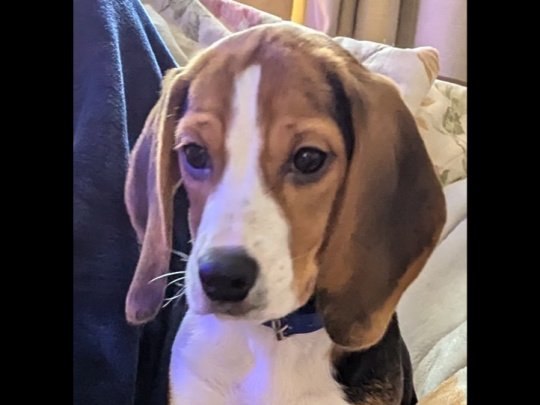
415 80 467 186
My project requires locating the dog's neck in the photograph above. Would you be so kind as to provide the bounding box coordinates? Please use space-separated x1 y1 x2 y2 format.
169 309 348 405
262 296 324 340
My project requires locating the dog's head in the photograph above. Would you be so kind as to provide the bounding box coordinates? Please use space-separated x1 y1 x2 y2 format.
125 23 446 350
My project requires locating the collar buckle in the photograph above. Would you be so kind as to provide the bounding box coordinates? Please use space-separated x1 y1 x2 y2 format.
270 318 289 341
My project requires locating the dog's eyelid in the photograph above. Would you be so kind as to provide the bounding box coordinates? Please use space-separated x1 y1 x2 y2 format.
173 140 191 151
292 142 331 154
291 141 339 164
173 130 208 151
174 137 197 150
292 132 333 151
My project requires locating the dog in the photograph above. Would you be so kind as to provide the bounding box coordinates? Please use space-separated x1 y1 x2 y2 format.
124 23 446 405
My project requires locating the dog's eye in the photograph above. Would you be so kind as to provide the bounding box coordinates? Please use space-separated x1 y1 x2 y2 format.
182 143 210 170
293 147 327 174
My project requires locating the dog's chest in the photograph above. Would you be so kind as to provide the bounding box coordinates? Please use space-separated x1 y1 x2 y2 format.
169 311 349 405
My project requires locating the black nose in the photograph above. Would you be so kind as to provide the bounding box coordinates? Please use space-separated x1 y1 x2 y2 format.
198 248 259 302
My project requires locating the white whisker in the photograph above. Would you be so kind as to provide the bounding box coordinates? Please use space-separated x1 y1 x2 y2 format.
171 250 190 261
167 277 185 287
149 270 186 283
166 287 186 300
162 288 187 308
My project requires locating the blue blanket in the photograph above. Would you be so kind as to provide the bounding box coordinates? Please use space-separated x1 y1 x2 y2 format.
74 0 189 403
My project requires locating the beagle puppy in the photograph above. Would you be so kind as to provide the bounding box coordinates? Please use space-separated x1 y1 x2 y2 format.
124 23 446 405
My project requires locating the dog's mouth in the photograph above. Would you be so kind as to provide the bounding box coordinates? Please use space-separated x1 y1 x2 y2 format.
192 287 269 320
206 301 260 318
189 282 304 323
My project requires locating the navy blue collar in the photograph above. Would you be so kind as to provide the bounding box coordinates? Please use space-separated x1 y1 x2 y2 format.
262 297 323 340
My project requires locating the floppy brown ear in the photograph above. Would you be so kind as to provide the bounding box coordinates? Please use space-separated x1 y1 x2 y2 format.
124 68 188 325
316 66 446 350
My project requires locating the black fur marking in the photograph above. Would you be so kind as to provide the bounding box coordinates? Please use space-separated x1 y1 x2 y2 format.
326 71 355 161
332 315 417 405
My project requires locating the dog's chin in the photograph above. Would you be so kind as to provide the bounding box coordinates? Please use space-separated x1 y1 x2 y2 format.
189 296 302 323
190 301 270 322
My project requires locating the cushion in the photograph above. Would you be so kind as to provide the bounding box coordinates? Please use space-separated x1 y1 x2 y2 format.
416 80 467 186
333 36 439 113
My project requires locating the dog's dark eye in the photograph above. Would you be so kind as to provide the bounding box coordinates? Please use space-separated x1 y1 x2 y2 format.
182 143 210 170
293 147 327 174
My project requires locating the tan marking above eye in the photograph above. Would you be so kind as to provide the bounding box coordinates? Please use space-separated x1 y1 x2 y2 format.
180 111 223 128
175 113 223 143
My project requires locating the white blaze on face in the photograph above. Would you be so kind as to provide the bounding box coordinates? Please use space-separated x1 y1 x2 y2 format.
186 64 298 321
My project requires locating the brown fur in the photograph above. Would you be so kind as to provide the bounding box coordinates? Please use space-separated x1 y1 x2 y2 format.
124 69 188 324
311 49 446 350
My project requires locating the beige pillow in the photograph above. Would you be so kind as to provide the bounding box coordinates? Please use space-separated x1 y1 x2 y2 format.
333 37 466 186
333 37 439 113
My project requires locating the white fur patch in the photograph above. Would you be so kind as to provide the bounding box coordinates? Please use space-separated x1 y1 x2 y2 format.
169 312 348 405
185 65 298 321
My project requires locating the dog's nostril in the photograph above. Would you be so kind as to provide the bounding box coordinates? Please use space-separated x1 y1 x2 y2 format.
198 247 259 303
230 277 247 289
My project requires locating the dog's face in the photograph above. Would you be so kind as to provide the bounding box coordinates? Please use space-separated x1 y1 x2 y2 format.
125 23 446 350
178 50 351 323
